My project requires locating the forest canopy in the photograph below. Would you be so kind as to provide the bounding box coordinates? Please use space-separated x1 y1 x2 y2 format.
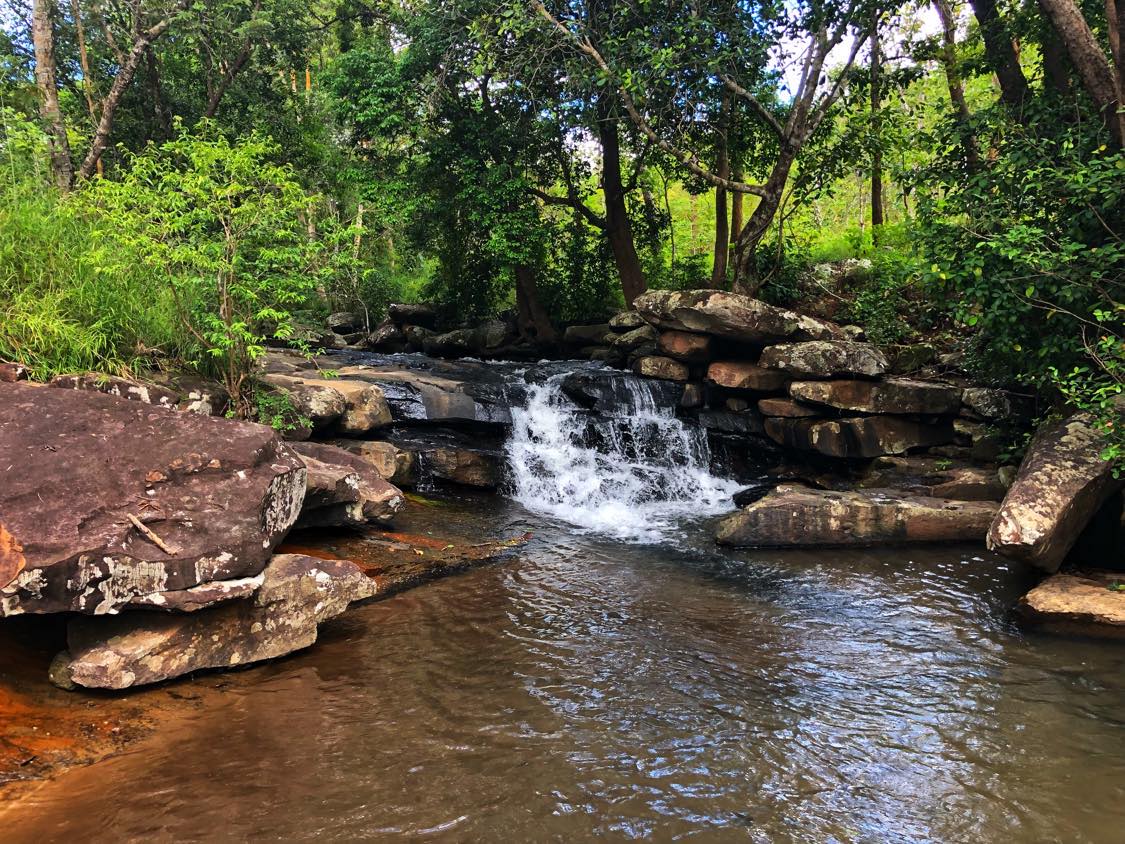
0 0 1121 446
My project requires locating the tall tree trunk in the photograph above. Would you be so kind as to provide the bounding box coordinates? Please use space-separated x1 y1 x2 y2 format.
31 0 74 190
733 146 797 294
729 166 743 272
870 19 884 241
596 97 647 306
1038 0 1124 144
710 95 731 287
1041 24 1074 96
934 0 981 167
1106 0 1124 134
515 264 557 344
968 0 1031 111
145 45 172 138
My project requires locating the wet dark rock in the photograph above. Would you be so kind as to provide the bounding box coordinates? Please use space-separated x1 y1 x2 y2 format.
789 378 962 415
327 312 363 334
988 412 1124 573
564 323 613 347
716 484 998 547
403 324 435 350
697 409 765 436
0 381 306 616
634 289 847 344
560 371 683 415
388 302 438 328
759 341 888 379
732 480 776 507
680 382 705 409
50 554 376 690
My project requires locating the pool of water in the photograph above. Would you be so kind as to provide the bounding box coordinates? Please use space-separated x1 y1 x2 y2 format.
3 493 1125 842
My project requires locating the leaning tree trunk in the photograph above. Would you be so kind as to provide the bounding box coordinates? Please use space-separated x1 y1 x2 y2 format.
710 98 731 288
729 166 743 275
969 0 1031 112
31 0 74 190
732 147 797 295
870 20 884 241
596 98 647 306
1038 0 1124 144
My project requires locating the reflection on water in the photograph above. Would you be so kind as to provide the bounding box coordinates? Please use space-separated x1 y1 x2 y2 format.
3 494 1125 842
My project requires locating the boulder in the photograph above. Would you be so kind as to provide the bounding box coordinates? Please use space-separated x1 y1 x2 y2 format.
610 324 658 350
427 446 502 488
564 323 614 347
260 374 392 434
657 330 713 362
758 397 820 418
388 302 438 328
609 310 647 330
326 312 363 334
477 319 513 352
789 378 962 415
764 416 954 458
272 381 346 429
715 484 998 547
758 341 888 379
422 328 479 358
633 289 847 344
0 382 307 616
886 343 937 375
403 324 435 350
1018 572 1125 638
48 373 181 408
366 323 407 353
632 356 690 382
560 371 683 414
858 456 1006 501
961 387 1012 421
290 441 404 524
987 413 1124 573
707 361 790 393
50 554 377 690
327 439 419 488
0 361 28 382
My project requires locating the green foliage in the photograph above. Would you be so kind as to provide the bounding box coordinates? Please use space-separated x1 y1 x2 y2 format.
252 387 312 434
0 110 185 379
82 123 330 414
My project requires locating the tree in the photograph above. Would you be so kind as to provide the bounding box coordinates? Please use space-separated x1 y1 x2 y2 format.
31 0 73 188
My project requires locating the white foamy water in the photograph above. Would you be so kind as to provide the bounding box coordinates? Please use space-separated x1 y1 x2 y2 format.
505 375 741 542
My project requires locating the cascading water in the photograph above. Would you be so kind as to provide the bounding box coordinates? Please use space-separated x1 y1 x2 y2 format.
506 372 741 542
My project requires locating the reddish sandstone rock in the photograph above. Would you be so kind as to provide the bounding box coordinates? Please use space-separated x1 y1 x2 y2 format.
0 382 307 617
757 397 820 418
707 361 790 392
1018 571 1125 637
290 441 404 525
0 361 28 382
657 330 713 362
715 484 997 547
789 378 962 415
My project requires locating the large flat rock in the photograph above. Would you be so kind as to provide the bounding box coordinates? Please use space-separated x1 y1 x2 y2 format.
50 554 377 689
715 484 997 547
0 382 306 616
764 416 954 458
1018 572 1125 637
634 289 846 345
789 378 962 415
988 413 1123 573
759 341 888 379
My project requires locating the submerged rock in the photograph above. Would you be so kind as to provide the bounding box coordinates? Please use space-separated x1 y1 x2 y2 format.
1018 572 1125 637
715 484 997 547
758 341 888 379
988 413 1123 573
50 554 377 690
634 289 846 344
0 382 307 616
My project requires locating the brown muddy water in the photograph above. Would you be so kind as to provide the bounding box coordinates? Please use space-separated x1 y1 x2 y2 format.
3 492 1125 842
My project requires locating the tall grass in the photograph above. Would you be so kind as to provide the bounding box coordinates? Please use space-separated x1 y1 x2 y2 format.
0 111 188 380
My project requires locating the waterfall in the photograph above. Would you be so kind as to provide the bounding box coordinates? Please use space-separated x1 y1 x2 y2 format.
505 372 741 543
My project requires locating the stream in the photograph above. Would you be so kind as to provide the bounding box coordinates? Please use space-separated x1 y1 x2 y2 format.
3 360 1125 841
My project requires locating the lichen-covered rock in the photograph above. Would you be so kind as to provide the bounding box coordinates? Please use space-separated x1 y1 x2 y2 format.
715 484 998 547
961 387 1012 421
50 554 377 689
707 361 790 392
1018 572 1125 637
759 341 888 379
633 356 690 382
0 382 307 616
988 413 1123 573
290 441 404 525
48 373 181 408
764 416 954 458
609 310 647 330
789 378 962 415
611 324 658 350
633 289 846 344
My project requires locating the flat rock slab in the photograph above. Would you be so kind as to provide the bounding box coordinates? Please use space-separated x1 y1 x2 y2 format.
707 361 790 392
0 382 306 616
759 341 888 379
633 356 690 382
790 378 962 415
715 484 998 547
1019 572 1125 637
764 416 954 458
988 413 1124 573
50 554 377 690
634 289 846 345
